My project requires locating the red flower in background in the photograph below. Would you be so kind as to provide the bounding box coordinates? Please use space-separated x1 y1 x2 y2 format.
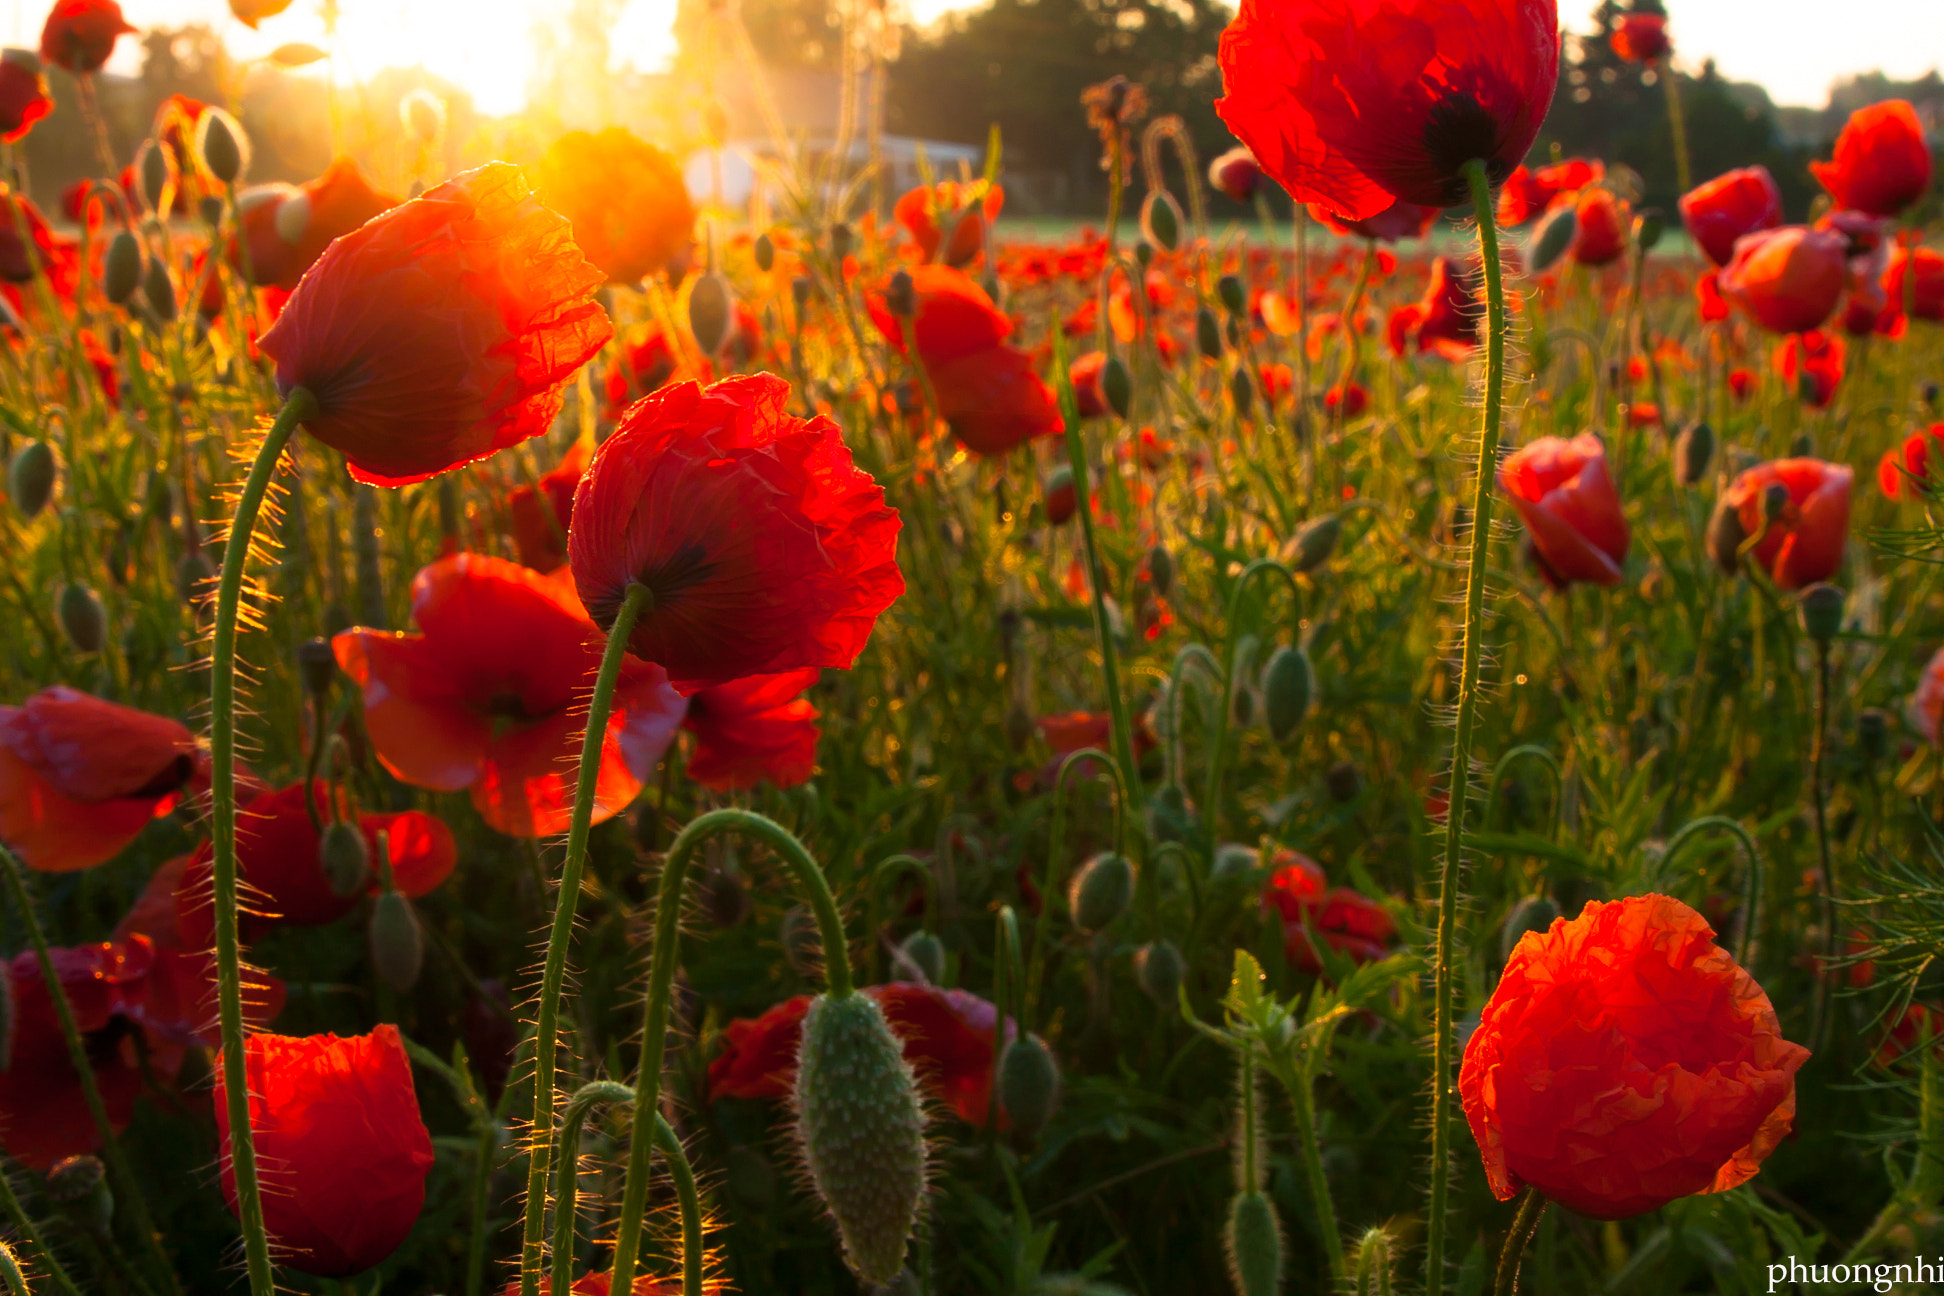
0 189 76 294
1695 271 1730 322
1884 245 1944 323
1495 157 1602 226
1401 256 1480 360
894 179 1004 266
241 157 400 290
1774 330 1846 409
1716 226 1848 335
1498 433 1629 586
38 0 134 74
1261 852 1395 975
1608 11 1669 62
682 669 821 791
602 306 762 418
1910 646 1944 745
335 554 685 836
509 438 590 572
1306 198 1440 243
1880 423 1944 501
1215 0 1559 220
0 686 200 873
1260 850 1327 920
114 852 286 1050
259 163 613 487
214 1026 434 1276
1461 894 1807 1220
1811 99 1933 219
1708 457 1852 590
1069 350 1109 418
1680 166 1783 268
1324 381 1368 417
534 127 696 285
1727 366 1756 402
0 50 52 142
1570 187 1628 267
1207 146 1264 203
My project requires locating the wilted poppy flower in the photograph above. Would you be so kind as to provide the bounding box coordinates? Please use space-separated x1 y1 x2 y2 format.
1774 330 1845 409
1884 245 1944 323
241 157 400 291
509 438 590 572
215 1026 434 1276
1495 157 1602 226
533 127 696 285
0 686 200 873
1811 100 1933 219
1498 433 1628 587
1716 226 1848 335
709 983 1013 1126
1880 423 1944 501
682 669 820 791
38 0 133 74
0 50 51 142
569 374 903 693
1461 894 1808 1220
259 162 613 487
1215 0 1560 220
1208 146 1263 203
1570 187 1628 267
335 553 685 836
1680 166 1783 268
1307 198 1440 243
1609 11 1669 62
894 179 1003 266
1707 457 1852 590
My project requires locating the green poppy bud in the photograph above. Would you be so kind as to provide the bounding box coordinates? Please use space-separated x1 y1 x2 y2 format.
1068 851 1134 934
56 583 105 654
296 636 338 696
1209 844 1259 888
1798 582 1845 644
137 141 175 215
1632 209 1664 252
143 257 177 321
1261 646 1314 744
1229 367 1255 417
1197 305 1223 360
196 107 249 185
1102 355 1133 420
829 221 854 259
1499 895 1561 965
689 272 734 355
369 889 423 992
1674 421 1713 486
894 930 945 985
45 1154 112 1235
1704 495 1746 575
1526 202 1578 275
1281 513 1342 573
996 1033 1060 1138
318 820 370 898
7 439 56 518
886 267 916 319
791 275 812 311
1134 940 1184 1003
1146 783 1196 846
1141 190 1182 253
1224 1191 1285 1296
754 232 776 272
1147 543 1174 598
1217 273 1247 317
103 229 144 305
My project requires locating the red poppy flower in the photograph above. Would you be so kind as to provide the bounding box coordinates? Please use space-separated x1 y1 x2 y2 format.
1570 187 1628 267
335 553 686 836
38 0 133 74
1909 648 1944 747
1811 99 1933 219
1708 457 1852 590
115 853 286 1051
1260 850 1328 921
1680 166 1783 268
215 1026 434 1276
1498 433 1628 587
1036 711 1156 761
533 127 695 286
0 188 75 294
0 50 52 143
1716 226 1848 335
894 180 1004 267
0 686 200 873
1608 11 1669 62
1208 146 1263 203
1216 0 1560 220
1283 888 1397 973
710 983 1013 1126
1461 894 1808 1220
1412 256 1481 359
1877 1001 1944 1070
242 157 400 291
1880 422 1944 501
1774 330 1845 409
258 162 613 487
602 308 761 417
1495 158 1602 226
1693 271 1730 322
509 438 591 573
1306 198 1440 243
1324 382 1368 417
1069 350 1109 418
568 374 903 694
1884 245 1944 322
1727 366 1755 402
682 669 820 791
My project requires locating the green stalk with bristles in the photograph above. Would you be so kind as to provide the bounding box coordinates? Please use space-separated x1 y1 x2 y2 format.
0 1156 83 1296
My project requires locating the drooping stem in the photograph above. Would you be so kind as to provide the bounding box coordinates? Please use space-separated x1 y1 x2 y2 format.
1661 63 1693 198
209 387 318 1296
1425 159 1509 1296
551 1081 634 1294
1661 815 1765 967
608 809 850 1292
520 580 654 1296
1025 746 1128 1029
1493 1187 1548 1296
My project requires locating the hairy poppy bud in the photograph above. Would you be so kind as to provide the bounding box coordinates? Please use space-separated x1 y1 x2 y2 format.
997 1034 1060 1138
103 229 144 305
318 819 370 898
1068 851 1134 934
1262 645 1314 744
1229 367 1255 417
1134 940 1184 1003
56 583 105 653
45 1155 112 1234
1147 783 1197 845
196 107 249 185
1197 305 1223 360
1231 679 1260 728
1499 895 1561 965
793 992 927 1285
1044 465 1076 524
137 141 175 215
1704 499 1745 575
689 272 734 355
1141 190 1183 252
1102 355 1133 420
754 231 775 272
1353 1226 1395 1296
1798 582 1845 644
1857 708 1889 763
1135 241 1153 271
1674 421 1713 486
1282 513 1341 573
894 930 945 985
1217 273 1247 317
142 257 177 321
1526 202 1578 275
1225 1191 1285 1296
1633 209 1664 253
829 221 854 259
782 904 822 978
1147 543 1174 598
1326 759 1362 803
369 890 424 992
7 439 55 518
296 636 338 696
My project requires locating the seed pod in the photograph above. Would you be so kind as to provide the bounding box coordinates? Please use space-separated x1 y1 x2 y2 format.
1101 355 1133 420
689 272 734 355
1325 759 1362 803
885 268 916 319
791 275 813 311
1147 783 1197 846
1209 844 1259 887
1281 513 1342 574
1224 1191 1284 1296
399 88 447 144
1674 421 1713 486
782 904 822 978
318 820 370 898
1217 273 1246 317
1526 201 1578 275
754 232 776 272
103 229 144 305
893 930 945 985
1261 646 1314 744
1499 895 1561 965
1141 190 1182 253
1703 495 1746 575
196 107 249 185
996 1034 1060 1138
1229 367 1255 417
1043 465 1076 525
143 256 177 321
1798 582 1845 644
7 439 56 517
1857 708 1890 763
296 636 338 696
1068 851 1134 934
56 583 105 653
1632 209 1664 253
45 1155 112 1234
369 889 424 992
137 140 176 215
1196 305 1223 360
1134 940 1184 1003
793 992 927 1285
1147 543 1174 598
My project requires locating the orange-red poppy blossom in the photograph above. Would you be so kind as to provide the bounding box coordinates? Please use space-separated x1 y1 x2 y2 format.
894 179 1004 266
1570 187 1628 267
1773 329 1846 409
682 669 821 791
1680 166 1783 268
240 157 400 291
1608 11 1669 62
508 438 590 572
1884 245 1944 323
1307 198 1441 243
1461 894 1807 1220
38 0 133 74
1707 457 1852 590
334 553 686 836
0 50 51 142
1216 0 1560 220
1207 146 1264 203
1880 422 1944 501
258 163 613 487
1495 157 1601 226
533 127 697 285
1811 100 1933 219
1260 852 1396 975
1715 226 1848 335
568 373 904 694
1392 255 1480 360
214 1026 434 1276
1498 433 1629 587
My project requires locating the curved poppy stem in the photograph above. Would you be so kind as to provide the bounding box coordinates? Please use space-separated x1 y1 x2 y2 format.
1425 159 1508 1296
1025 745 1129 1031
519 579 654 1296
550 1081 633 1295
208 386 318 1296
1661 815 1763 967
865 853 936 984
608 809 849 1294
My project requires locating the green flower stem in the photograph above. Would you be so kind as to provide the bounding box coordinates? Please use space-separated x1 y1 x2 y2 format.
1493 1187 1548 1296
1284 1058 1345 1288
0 1163 80 1296
1203 558 1301 849
1661 65 1693 198
209 385 316 1296
608 809 850 1293
550 1081 634 1294
1025 746 1128 1030
865 853 936 984
1661 816 1764 967
520 580 654 1296
1481 745 1563 841
1425 159 1508 1296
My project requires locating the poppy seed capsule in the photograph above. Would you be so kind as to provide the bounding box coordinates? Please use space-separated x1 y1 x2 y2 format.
996 1034 1060 1138
1068 851 1134 934
1134 939 1184 1003
1674 421 1713 486
56 583 105 653
1526 202 1578 275
44 1155 112 1234
142 257 177 321
1633 209 1664 253
7 439 56 518
1102 355 1133 420
318 820 370 898
689 272 734 355
885 267 916 318
369 890 424 992
1147 543 1174 597
792 992 927 1286
1229 367 1255 417
1044 465 1076 524
137 142 174 214
1262 645 1315 744
103 229 143 305
1282 512 1342 573
1217 273 1247 317
791 275 812 311
1798 582 1845 644
1135 241 1153 271
295 636 338 696
1499 896 1562 965
1224 1190 1285 1296
1141 190 1183 253
894 930 945 985
196 107 249 185
1197 305 1223 360
754 232 775 272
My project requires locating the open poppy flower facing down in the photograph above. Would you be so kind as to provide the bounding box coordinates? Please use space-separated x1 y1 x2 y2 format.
1461 894 1808 1220
0 686 200 873
335 554 686 836
1407 256 1481 360
1707 457 1852 591
1499 434 1629 587
1608 11 1669 62
533 127 696 286
259 162 613 486
242 158 400 291
215 1026 434 1276
569 374 904 694
894 179 1004 266
1680 166 1783 268
38 0 133 74
1495 157 1601 226
1811 100 1933 219
0 50 52 142
1716 226 1848 335
683 669 820 791
1880 423 1944 501
1216 0 1560 220
1307 198 1441 243
1774 330 1845 409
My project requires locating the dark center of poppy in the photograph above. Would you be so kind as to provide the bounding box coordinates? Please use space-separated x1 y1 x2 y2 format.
84 1014 138 1071
1422 92 1508 195
126 752 195 800
486 691 533 720
633 541 717 609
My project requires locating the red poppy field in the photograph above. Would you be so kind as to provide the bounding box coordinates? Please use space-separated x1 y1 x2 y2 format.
3 0 1944 1293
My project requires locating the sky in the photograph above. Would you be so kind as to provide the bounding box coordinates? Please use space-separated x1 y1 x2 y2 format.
3 0 1940 120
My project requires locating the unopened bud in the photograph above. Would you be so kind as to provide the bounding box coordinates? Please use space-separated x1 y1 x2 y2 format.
1217 273 1246 317
754 232 775 272
688 273 734 355
1196 304 1222 360
1262 645 1314 744
56 583 105 653
142 257 177 321
1229 367 1255 417
1798 582 1844 644
885 268 915 319
997 1034 1060 1138
1281 513 1341 573
103 229 144 305
369 889 424 992
1762 482 1789 523
1209 844 1259 887
274 189 312 245
893 930 945 985
1044 465 1076 525
319 820 370 898
137 141 175 215
1225 1191 1285 1296
791 275 812 311
829 221 853 260
1133 940 1184 1003
1068 851 1134 934
1141 190 1183 253
1147 543 1174 598
296 636 337 696
7 439 56 517
398 88 446 144
1146 782 1197 845
45 1155 112 1234
1632 209 1664 252
1526 202 1578 275
1135 241 1153 271
195 107 249 185
1674 421 1713 486
1102 355 1133 420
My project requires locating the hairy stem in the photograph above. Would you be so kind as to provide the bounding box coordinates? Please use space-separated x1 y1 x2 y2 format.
1493 1187 1548 1296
